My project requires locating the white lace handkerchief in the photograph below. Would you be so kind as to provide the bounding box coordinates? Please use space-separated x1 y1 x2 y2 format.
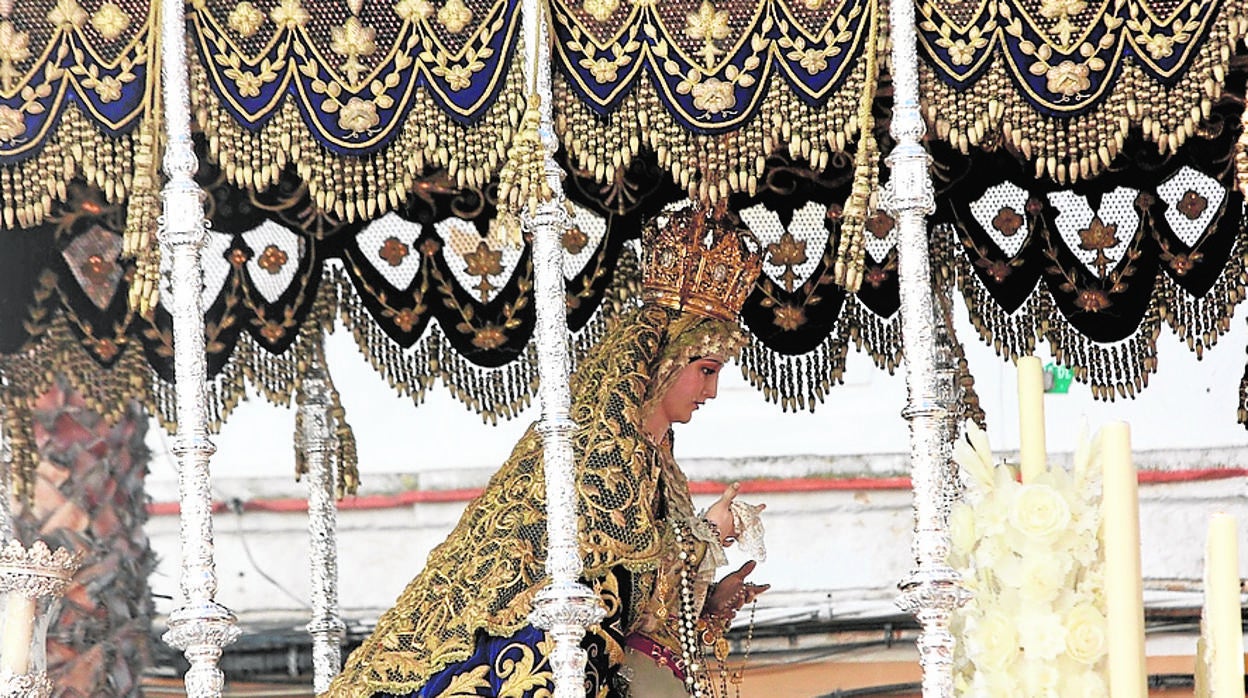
730 500 766 562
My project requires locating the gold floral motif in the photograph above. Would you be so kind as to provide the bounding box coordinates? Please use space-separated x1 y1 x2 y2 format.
437 0 473 34
394 0 435 21
792 46 831 74
0 105 24 142
470 324 507 349
1141 33 1175 59
228 1 266 37
685 0 730 67
1176 190 1207 220
379 237 410 266
90 2 131 41
1043 60 1092 97
337 97 380 133
464 240 502 301
439 63 473 90
766 232 807 291
1077 215 1119 277
232 70 264 97
0 21 31 91
331 16 377 84
258 244 289 273
773 304 806 331
582 0 619 22
45 0 87 28
992 207 1024 237
1038 0 1086 45
689 77 735 114
584 56 621 83
270 0 310 29
561 225 589 254
1074 288 1111 312
95 75 123 102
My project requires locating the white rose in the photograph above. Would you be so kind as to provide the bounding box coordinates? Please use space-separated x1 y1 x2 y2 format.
1063 604 1108 665
968 610 1020 671
1059 667 1108 697
1008 483 1071 542
1018 656 1061 696
1018 551 1071 603
1017 609 1067 661
969 669 1020 698
950 502 977 557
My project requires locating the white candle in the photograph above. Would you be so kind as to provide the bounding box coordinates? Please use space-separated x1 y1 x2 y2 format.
1203 513 1244 698
1016 356 1047 483
1101 422 1147 698
0 592 35 675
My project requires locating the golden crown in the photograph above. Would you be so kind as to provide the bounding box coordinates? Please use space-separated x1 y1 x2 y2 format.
642 204 763 321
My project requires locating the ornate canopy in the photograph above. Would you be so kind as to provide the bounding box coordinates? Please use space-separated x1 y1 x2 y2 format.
1 0 1246 487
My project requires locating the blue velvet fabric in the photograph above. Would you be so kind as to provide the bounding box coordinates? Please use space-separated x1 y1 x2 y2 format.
376 625 614 698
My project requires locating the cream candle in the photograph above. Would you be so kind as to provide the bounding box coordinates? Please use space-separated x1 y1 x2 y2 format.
0 592 35 675
1203 513 1244 698
1101 422 1147 698
1016 356 1046 483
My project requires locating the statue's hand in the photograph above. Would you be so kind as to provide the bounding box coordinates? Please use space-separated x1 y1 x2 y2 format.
704 482 767 546
704 560 769 620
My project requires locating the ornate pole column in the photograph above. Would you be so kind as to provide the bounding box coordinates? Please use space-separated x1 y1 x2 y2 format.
156 0 241 693
296 359 346 693
0 410 12 541
883 1 968 696
520 2 605 697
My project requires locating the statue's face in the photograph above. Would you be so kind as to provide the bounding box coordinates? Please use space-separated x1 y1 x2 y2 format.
658 355 725 425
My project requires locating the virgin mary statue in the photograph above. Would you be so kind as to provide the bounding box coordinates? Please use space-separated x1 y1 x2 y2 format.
324 204 769 698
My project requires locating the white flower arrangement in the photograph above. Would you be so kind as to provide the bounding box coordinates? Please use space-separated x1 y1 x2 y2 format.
949 422 1109 697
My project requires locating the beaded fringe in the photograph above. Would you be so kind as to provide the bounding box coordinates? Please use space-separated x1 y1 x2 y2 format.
189 60 526 225
0 317 157 503
553 65 870 205
921 15 1248 183
948 227 1248 403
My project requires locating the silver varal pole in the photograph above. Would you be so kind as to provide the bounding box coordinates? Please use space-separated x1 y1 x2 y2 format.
0 407 12 540
884 0 968 695
297 360 346 693
156 0 241 689
521 1 605 696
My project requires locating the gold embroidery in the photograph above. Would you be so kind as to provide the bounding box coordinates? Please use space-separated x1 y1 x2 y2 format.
330 17 377 84
438 0 473 33
432 665 491 698
495 644 552 698
269 0 310 29
0 21 30 91
45 0 87 28
227 2 266 37
90 2 131 41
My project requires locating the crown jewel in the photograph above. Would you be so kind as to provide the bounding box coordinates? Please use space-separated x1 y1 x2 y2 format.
642 204 762 321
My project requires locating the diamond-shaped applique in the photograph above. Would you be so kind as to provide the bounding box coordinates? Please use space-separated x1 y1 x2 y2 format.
436 217 521 304
158 231 235 310
969 181 1030 258
241 221 303 303
1049 188 1139 279
740 201 824 291
563 203 607 280
358 213 423 290
61 225 124 310
1156 166 1225 248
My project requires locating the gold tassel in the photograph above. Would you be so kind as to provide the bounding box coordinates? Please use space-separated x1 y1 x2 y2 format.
0 390 37 509
125 6 163 317
495 94 551 246
833 0 881 292
1235 99 1248 196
